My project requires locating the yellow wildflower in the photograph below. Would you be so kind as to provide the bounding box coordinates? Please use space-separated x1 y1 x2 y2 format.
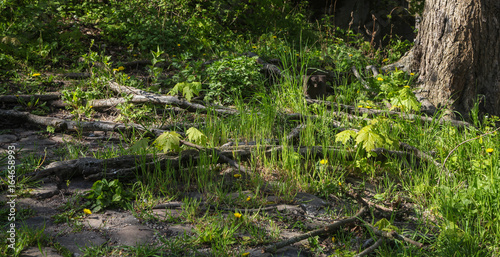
332 236 335 242
410 72 415 76
113 68 119 72
320 159 328 165
172 55 176 58
382 58 389 62
246 197 251 201
358 105 364 108
89 106 93 109
377 77 384 81
273 36 277 39
234 174 241 178
234 212 242 218
203 53 206 56
252 46 257 49
118 66 125 71
404 86 410 88
127 76 130 79
338 181 342 186
133 54 138 56
83 209 92 215
365 106 373 109
348 54 353 57
177 44 181 47
242 252 250 256
486 148 494 153
32 73 41 77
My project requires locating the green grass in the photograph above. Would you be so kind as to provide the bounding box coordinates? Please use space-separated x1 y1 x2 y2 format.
1 0 499 256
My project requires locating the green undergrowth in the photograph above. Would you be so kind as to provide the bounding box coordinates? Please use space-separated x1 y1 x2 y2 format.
1 0 499 256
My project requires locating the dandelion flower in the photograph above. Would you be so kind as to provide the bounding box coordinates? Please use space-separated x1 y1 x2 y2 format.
252 46 257 49
404 86 410 88
410 72 415 76
83 209 92 215
172 55 176 58
246 197 251 201
32 73 41 77
234 174 241 178
242 252 250 256
89 106 93 109
382 58 389 62
320 159 328 165
377 77 384 81
338 181 342 186
113 68 119 72
177 44 181 47
365 106 373 109
127 76 130 79
234 212 242 218
358 105 364 108
118 66 125 71
348 54 353 57
273 36 277 39
332 236 335 242
486 148 494 153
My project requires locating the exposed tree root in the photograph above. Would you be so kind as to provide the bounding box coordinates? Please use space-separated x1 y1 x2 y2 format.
264 207 367 253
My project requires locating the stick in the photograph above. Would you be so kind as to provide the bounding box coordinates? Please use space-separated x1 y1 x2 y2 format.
264 207 367 253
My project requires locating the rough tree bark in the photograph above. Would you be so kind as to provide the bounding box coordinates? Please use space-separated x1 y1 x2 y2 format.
412 0 500 118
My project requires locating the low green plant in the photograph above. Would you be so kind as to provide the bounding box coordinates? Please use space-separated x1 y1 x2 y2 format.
17 95 49 115
204 56 265 105
169 81 202 101
85 179 134 213
61 87 96 119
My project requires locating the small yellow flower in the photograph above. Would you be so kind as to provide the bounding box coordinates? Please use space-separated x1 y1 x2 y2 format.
234 212 242 218
296 53 299 56
332 236 335 242
348 54 353 57
89 106 93 109
320 159 328 165
113 68 119 72
118 66 125 71
377 77 384 81
382 58 389 62
404 85 410 88
127 76 130 79
358 105 364 108
273 36 277 39
203 53 206 56
234 174 241 178
177 44 181 47
252 46 257 49
338 181 342 186
32 73 41 77
83 209 92 215
242 252 250 256
133 54 138 56
365 106 373 109
246 197 251 201
356 90 360 94
410 72 415 76
486 148 494 153
172 55 176 58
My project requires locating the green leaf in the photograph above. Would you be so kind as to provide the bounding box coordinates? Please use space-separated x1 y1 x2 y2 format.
153 131 181 153
335 130 357 145
390 87 421 112
186 127 207 146
356 125 383 152
374 218 398 232
129 138 149 153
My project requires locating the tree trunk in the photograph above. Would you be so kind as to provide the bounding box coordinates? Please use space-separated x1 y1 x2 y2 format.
413 0 500 118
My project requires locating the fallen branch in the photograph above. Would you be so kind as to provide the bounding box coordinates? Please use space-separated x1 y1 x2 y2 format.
264 207 367 253
0 109 169 137
355 238 384 257
363 221 424 248
106 82 237 114
0 93 61 103
305 99 472 128
351 66 370 90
